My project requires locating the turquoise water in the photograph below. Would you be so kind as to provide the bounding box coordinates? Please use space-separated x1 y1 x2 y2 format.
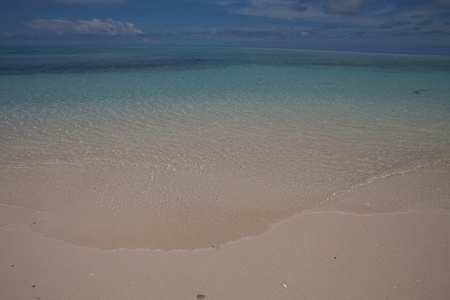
1 46 448 169
1 46 449 248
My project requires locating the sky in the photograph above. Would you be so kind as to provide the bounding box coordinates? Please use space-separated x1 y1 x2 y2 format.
1 0 450 54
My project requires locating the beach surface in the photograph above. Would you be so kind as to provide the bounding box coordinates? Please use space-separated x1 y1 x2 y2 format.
1 46 449 299
1 163 449 299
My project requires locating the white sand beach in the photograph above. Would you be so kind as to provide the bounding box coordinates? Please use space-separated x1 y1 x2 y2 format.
1 164 449 299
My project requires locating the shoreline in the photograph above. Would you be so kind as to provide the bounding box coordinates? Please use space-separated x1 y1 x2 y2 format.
0 161 449 251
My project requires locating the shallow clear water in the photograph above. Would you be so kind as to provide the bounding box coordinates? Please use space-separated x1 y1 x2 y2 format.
1 46 449 249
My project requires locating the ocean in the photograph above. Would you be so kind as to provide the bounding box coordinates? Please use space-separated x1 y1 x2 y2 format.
0 46 449 249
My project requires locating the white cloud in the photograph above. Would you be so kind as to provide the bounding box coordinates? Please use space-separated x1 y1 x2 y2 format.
203 0 450 36
24 18 143 36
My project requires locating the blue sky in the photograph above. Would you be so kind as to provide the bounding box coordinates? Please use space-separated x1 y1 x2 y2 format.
1 0 450 54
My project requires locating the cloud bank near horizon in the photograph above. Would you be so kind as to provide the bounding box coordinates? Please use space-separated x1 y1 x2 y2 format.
1 0 449 54
24 18 143 36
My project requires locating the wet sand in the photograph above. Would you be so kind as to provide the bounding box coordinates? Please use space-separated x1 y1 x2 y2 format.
1 164 449 299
